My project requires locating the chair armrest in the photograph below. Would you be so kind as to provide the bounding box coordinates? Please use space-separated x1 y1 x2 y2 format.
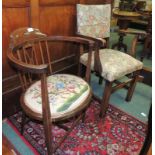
76 33 103 75
47 35 95 48
76 33 106 48
8 35 96 75
7 50 48 74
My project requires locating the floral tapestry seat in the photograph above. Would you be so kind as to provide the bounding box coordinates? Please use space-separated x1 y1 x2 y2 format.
80 49 143 82
23 74 91 119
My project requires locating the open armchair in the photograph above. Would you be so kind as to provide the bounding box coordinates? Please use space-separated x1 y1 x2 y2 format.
7 28 94 154
76 4 143 118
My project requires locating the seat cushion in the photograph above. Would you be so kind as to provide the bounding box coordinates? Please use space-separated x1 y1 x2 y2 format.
80 49 143 81
24 74 90 118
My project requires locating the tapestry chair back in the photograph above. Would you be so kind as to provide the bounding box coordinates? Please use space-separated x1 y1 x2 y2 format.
77 4 111 39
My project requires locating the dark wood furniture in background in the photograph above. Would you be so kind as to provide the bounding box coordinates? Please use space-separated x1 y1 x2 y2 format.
140 12 152 61
2 0 112 118
112 9 141 51
112 8 152 59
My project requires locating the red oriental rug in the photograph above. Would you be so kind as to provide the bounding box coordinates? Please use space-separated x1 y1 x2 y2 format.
3 101 147 155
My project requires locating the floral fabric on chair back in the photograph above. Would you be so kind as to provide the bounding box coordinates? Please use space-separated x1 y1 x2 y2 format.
77 4 111 38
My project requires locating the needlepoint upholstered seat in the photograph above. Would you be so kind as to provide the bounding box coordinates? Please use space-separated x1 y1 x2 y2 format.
76 4 143 118
23 74 90 120
80 49 143 82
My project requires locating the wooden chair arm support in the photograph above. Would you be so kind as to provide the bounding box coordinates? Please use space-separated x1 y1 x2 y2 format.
76 33 106 48
128 33 146 57
12 35 95 53
7 51 48 74
76 33 103 76
48 35 95 47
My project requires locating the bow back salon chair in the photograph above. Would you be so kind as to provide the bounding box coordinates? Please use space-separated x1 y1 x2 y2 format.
7 28 94 154
76 4 143 118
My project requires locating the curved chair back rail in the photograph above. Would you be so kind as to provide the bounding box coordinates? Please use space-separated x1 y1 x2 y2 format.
8 36 94 75
8 36 94 85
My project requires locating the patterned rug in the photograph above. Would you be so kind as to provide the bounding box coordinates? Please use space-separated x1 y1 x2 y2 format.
3 101 147 155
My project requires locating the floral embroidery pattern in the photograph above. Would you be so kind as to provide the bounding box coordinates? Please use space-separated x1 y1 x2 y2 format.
80 49 143 81
24 74 89 114
77 4 111 38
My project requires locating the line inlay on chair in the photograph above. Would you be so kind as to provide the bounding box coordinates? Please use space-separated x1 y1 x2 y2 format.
76 4 143 118
7 28 95 154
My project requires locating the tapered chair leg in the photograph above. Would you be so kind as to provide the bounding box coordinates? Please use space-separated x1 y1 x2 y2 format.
43 120 53 154
100 81 113 118
21 112 26 135
126 71 140 101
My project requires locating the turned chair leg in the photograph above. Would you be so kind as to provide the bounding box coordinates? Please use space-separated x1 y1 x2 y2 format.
126 71 140 101
100 80 113 118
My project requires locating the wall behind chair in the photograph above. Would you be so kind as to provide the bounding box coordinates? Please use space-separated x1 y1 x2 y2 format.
2 0 112 118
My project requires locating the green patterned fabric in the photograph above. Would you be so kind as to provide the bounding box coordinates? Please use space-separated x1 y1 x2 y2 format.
80 49 143 81
24 74 90 115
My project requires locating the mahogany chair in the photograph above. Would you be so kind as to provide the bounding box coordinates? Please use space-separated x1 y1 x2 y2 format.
76 4 143 118
7 28 94 154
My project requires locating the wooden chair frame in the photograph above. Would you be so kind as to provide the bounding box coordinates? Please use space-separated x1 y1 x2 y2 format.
7 33 95 154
